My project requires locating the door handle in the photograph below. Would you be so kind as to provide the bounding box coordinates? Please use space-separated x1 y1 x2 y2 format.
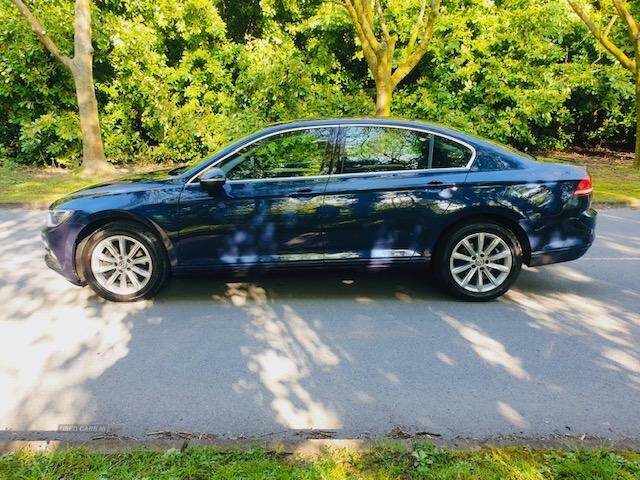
289 187 314 197
425 180 455 189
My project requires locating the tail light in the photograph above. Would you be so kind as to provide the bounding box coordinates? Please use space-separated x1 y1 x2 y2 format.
575 175 593 196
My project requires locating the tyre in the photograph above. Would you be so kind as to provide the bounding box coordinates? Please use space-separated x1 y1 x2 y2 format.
436 221 522 301
81 222 169 302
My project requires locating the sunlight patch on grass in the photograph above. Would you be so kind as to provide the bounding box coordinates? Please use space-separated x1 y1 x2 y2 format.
0 163 166 205
0 164 106 205
540 152 640 205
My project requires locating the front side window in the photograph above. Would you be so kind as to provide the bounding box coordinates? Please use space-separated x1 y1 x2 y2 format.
222 128 335 181
338 126 431 174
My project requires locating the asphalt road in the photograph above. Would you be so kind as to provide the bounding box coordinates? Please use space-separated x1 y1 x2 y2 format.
1 208 639 442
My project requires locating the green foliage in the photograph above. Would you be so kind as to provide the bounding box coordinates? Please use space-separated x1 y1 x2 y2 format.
394 0 634 152
0 0 636 167
18 112 82 167
0 0 77 166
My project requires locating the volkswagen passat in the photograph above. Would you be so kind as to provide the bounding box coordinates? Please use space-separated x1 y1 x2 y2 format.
42 118 596 302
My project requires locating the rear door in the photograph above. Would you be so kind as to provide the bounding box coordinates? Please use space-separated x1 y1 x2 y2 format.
322 125 473 262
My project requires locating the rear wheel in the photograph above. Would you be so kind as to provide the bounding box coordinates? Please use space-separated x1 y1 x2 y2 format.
81 222 169 302
436 221 522 301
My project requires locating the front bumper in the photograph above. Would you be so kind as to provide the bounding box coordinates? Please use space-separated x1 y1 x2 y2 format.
526 207 597 267
42 222 85 285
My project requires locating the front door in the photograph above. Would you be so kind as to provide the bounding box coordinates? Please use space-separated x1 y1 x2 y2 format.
322 125 472 262
177 127 337 268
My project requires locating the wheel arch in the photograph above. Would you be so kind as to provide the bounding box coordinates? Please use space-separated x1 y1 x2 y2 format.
74 211 177 282
433 209 531 266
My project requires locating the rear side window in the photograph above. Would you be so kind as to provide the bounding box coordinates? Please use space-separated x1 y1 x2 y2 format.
222 128 335 181
338 126 430 174
337 126 472 174
431 135 473 168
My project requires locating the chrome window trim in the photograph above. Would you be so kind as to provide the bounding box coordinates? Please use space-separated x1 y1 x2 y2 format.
186 123 477 185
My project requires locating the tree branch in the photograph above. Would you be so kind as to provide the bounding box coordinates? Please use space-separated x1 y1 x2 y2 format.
612 0 639 43
567 0 636 73
9 0 72 69
391 0 440 87
343 0 378 68
374 0 392 44
604 15 618 39
407 0 427 52
352 0 381 52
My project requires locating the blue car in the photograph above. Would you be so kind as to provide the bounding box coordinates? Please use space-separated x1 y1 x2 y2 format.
42 118 596 302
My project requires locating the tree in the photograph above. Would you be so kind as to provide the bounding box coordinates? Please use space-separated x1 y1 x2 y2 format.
8 0 109 172
567 0 640 167
337 0 441 116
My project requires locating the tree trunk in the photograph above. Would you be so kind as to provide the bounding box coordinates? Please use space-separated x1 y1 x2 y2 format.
373 52 393 117
374 79 392 117
9 0 109 172
72 0 108 173
635 72 640 168
71 62 107 172
635 38 640 168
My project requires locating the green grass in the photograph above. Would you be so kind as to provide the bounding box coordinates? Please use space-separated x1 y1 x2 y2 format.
0 444 639 480
540 152 640 205
0 162 113 205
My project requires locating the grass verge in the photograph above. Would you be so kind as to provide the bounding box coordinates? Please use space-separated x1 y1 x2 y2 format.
1 443 639 480
0 162 165 206
541 150 640 205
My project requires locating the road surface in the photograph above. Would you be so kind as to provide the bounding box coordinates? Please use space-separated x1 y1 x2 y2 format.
1 208 639 441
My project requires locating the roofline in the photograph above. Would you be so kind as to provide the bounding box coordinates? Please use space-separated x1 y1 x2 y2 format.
260 117 485 145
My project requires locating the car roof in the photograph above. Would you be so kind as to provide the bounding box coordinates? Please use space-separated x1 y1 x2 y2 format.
262 117 476 141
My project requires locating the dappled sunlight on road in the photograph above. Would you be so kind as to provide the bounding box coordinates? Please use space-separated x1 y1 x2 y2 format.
0 210 148 432
496 401 529 429
507 260 640 394
213 282 342 430
437 313 531 380
507 289 637 346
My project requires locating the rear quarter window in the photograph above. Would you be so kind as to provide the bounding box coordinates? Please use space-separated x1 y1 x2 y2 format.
431 136 473 168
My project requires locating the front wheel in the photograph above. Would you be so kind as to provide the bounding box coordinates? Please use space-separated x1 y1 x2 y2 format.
436 221 522 301
81 222 169 302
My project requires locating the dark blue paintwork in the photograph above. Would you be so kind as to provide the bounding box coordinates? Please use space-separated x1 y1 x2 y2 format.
42 118 596 285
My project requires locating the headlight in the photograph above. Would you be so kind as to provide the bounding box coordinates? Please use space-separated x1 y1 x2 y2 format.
46 209 74 227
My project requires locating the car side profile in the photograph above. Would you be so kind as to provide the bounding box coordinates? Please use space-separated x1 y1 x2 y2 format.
42 118 596 302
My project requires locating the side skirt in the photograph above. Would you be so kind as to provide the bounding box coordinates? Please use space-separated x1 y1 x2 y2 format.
172 256 431 277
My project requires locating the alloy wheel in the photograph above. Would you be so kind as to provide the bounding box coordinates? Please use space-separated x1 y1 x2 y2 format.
90 235 153 295
449 232 513 293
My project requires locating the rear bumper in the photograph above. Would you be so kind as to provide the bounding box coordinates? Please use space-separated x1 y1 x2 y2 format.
529 245 591 267
526 207 596 267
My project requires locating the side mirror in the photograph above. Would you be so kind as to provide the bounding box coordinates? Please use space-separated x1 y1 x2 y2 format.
200 168 226 189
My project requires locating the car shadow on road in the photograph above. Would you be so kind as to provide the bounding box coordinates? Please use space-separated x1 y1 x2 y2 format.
154 265 448 303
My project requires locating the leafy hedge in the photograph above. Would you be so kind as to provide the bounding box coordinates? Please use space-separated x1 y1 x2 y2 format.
0 0 635 167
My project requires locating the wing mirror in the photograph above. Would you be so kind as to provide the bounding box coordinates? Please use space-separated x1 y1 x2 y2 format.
200 168 226 189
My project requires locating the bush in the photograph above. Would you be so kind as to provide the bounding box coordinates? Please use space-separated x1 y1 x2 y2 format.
17 112 82 167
